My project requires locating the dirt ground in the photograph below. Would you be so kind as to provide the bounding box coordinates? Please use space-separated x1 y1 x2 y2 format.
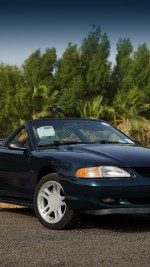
1 210 150 267
0 203 24 208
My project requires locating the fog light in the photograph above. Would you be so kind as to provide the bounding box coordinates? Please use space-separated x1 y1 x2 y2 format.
102 198 116 203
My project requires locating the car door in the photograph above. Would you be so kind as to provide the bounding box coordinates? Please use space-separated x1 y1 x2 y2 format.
0 147 34 199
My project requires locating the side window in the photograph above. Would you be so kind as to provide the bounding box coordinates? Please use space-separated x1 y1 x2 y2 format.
12 128 29 146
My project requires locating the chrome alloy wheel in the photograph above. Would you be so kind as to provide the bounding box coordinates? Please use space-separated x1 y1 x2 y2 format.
37 181 67 224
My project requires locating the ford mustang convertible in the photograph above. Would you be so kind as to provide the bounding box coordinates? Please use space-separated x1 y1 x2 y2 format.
1 118 150 230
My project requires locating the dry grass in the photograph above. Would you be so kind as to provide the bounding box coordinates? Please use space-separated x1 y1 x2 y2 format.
0 203 25 208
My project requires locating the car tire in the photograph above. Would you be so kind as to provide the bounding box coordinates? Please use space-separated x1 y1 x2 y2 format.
34 173 77 230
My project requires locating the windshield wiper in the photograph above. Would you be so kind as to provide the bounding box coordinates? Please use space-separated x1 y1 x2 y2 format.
98 140 126 144
37 140 83 147
37 140 126 147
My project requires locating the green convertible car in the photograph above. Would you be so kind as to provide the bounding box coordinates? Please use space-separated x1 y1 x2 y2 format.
1 118 150 230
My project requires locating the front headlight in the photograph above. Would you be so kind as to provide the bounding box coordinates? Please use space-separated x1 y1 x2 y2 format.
76 166 131 178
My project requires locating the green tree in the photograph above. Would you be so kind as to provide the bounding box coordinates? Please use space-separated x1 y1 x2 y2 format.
80 25 111 100
110 38 133 100
78 95 114 120
131 44 150 89
18 48 59 120
55 43 84 116
130 44 150 119
32 85 63 119
0 64 23 135
55 25 111 116
113 87 150 137
22 48 57 88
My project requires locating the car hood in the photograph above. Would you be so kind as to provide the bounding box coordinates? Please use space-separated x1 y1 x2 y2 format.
71 143 150 167
39 143 150 167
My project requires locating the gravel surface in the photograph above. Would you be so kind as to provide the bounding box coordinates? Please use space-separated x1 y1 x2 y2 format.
1 208 150 267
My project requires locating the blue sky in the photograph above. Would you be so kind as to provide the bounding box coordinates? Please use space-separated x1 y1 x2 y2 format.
0 0 150 66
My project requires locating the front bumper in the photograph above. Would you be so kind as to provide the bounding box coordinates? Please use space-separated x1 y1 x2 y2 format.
61 175 150 214
83 206 150 215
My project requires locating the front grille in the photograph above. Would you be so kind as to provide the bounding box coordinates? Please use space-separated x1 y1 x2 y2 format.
132 167 150 177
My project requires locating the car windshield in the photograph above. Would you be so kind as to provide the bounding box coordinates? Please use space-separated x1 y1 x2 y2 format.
31 119 135 147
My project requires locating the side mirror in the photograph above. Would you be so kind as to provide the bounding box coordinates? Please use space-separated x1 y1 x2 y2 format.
8 141 28 151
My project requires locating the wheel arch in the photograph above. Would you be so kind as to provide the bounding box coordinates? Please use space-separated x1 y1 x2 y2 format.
37 166 57 184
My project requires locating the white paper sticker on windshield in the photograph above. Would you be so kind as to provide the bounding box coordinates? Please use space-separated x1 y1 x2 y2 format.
37 126 55 137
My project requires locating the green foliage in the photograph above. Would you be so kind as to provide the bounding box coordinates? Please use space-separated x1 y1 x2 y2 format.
80 25 111 100
78 95 114 120
32 85 63 119
0 25 150 146
55 44 84 116
111 38 133 93
113 87 150 137
22 48 57 88
0 65 23 135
